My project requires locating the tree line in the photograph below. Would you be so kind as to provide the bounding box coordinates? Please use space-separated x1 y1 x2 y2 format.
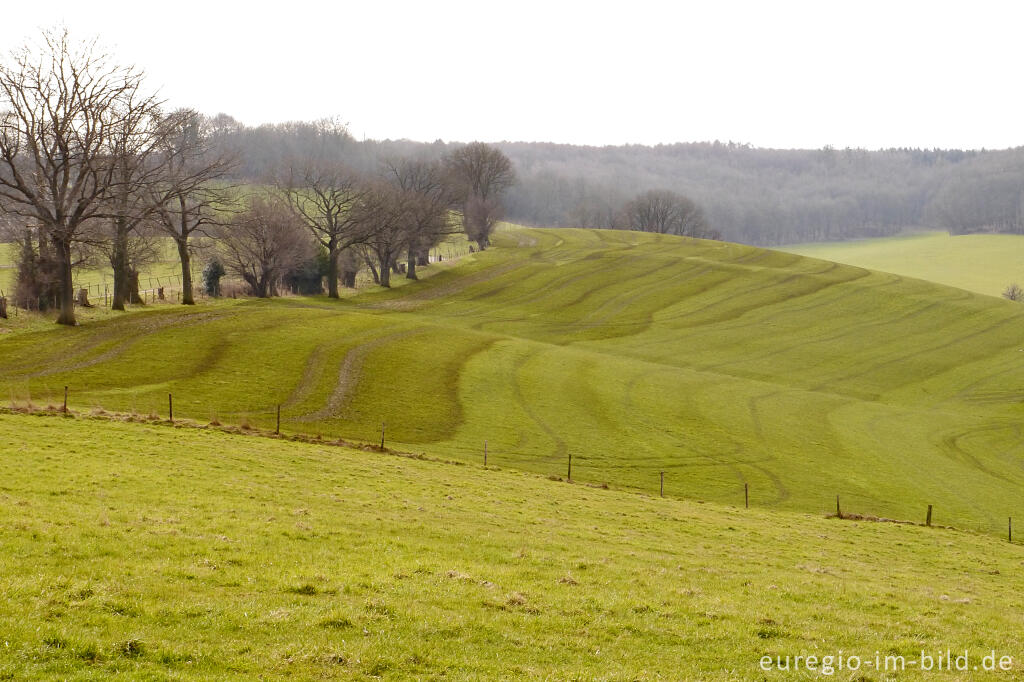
0 30 516 325
207 125 1024 247
7 28 1024 326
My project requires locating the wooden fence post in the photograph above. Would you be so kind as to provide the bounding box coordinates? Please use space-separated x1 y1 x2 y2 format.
926 504 933 527
836 495 842 519
567 453 572 482
380 421 385 449
63 386 68 414
168 393 173 423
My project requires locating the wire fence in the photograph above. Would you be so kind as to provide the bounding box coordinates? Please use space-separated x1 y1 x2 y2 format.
6 389 1018 544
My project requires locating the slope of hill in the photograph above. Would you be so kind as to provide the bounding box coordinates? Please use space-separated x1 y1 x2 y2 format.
2 412 1023 680
3 228 1024 534
781 231 1024 298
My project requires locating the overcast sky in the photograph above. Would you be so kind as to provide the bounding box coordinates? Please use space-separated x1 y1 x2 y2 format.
3 0 1022 150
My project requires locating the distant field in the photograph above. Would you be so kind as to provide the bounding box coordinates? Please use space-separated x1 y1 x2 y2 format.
5 228 1024 537
781 231 1024 297
3 412 1023 679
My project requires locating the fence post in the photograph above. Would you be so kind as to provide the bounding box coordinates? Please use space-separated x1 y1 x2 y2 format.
484 440 488 467
926 504 932 527
63 386 68 414
168 393 173 423
836 495 842 519
567 453 572 482
380 421 385 449
276 404 281 435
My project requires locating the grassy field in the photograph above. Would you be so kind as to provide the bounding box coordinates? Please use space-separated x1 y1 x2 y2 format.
2 412 1023 680
781 231 1024 298
4 227 1024 538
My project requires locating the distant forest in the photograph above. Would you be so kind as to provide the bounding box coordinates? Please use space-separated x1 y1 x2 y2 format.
208 114 1024 246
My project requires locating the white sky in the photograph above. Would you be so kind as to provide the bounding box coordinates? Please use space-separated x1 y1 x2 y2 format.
3 0 1022 149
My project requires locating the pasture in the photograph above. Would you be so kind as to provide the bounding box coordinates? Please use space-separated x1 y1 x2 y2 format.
4 228 1024 535
2 412 1023 679
782 231 1024 298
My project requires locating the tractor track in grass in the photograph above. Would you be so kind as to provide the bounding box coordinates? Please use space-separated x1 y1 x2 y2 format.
509 346 568 464
280 324 405 412
295 328 427 422
366 260 529 312
813 312 1023 395
15 310 232 380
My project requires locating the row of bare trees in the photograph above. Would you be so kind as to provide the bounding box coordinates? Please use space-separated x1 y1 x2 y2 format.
0 29 516 324
0 30 233 323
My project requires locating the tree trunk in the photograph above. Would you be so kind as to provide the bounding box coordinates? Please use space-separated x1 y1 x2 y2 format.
406 247 418 280
111 221 130 311
378 254 391 288
326 247 340 298
127 270 143 305
417 250 429 267
342 269 357 288
53 235 76 326
177 239 195 305
365 257 380 285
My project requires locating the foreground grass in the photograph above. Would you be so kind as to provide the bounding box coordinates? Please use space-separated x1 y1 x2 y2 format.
5 228 1024 536
781 231 1024 298
2 413 1023 680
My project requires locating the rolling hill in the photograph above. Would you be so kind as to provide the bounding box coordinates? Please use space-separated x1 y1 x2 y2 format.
2 412 1022 679
3 227 1024 534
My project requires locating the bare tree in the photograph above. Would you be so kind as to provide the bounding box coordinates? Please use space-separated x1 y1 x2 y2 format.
278 160 365 297
446 142 515 250
216 196 311 298
151 109 236 305
103 89 170 309
0 29 153 324
623 189 717 238
384 157 457 280
350 181 410 288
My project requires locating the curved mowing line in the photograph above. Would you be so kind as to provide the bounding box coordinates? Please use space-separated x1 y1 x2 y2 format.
367 260 529 312
813 313 1024 394
509 346 568 462
294 328 428 422
0 309 231 376
18 310 232 380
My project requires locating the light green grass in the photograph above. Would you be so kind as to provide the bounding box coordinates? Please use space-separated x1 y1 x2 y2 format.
781 231 1024 298
4 228 1024 537
0 240 186 300
2 412 1023 680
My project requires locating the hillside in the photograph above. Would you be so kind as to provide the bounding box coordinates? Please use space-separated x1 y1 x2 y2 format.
782 231 1024 298
3 228 1024 535
2 412 1022 679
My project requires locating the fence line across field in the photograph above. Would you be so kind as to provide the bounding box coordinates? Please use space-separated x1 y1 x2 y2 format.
14 385 1020 544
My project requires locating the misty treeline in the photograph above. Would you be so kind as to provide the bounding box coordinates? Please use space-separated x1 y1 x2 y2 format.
211 127 1024 247
498 142 1024 245
0 30 515 325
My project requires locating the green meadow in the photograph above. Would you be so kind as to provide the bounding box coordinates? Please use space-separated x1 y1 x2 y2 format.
2 412 1023 680
4 227 1024 539
782 231 1024 298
